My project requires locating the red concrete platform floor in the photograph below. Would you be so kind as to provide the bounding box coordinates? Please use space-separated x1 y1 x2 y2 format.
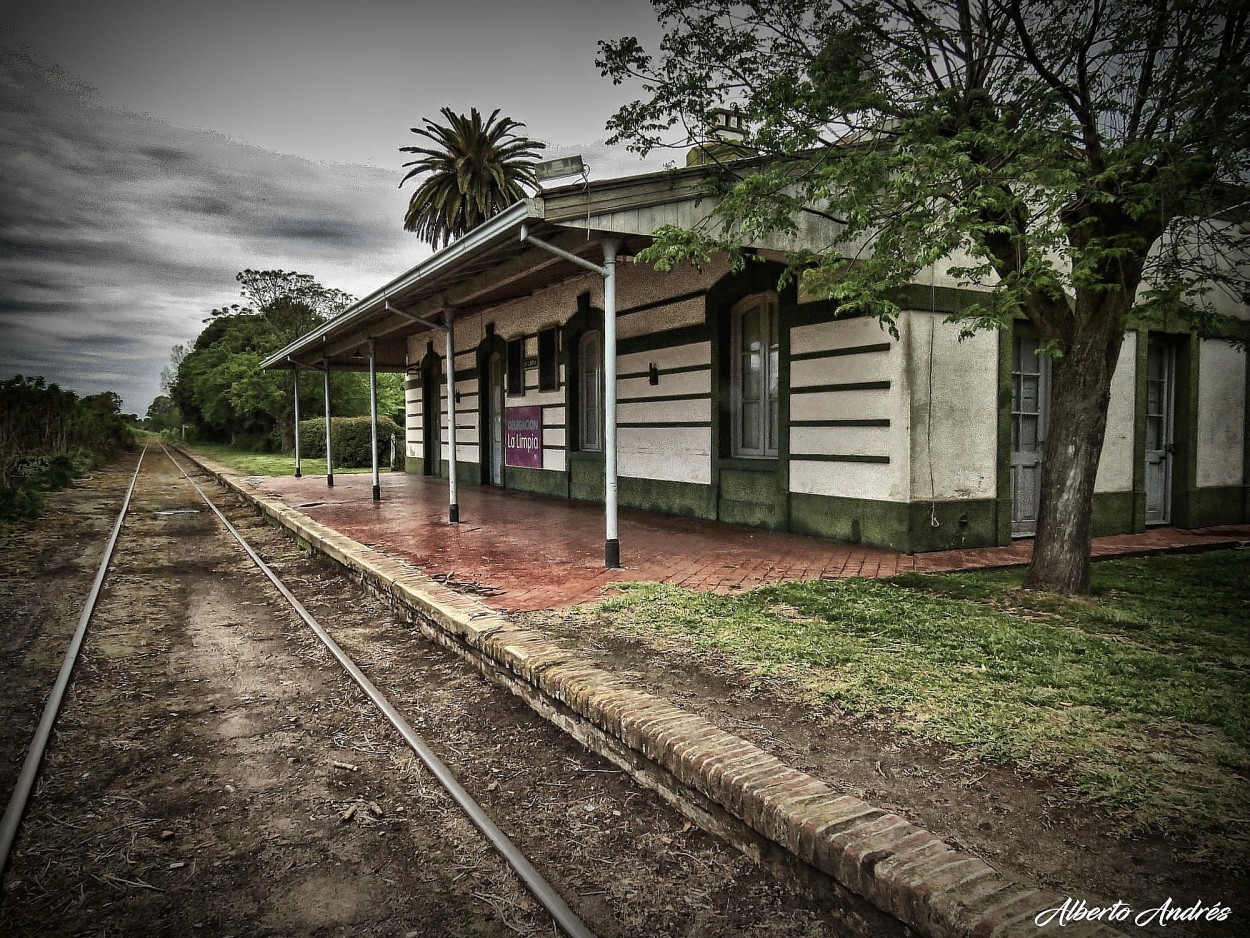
239 472 1250 613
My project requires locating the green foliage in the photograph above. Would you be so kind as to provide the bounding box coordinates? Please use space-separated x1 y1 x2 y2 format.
169 269 359 449
298 416 402 468
592 549 1250 853
400 107 544 248
600 0 1248 337
0 375 133 521
144 394 181 433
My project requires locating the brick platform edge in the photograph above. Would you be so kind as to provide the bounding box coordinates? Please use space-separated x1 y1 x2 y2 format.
177 450 1126 938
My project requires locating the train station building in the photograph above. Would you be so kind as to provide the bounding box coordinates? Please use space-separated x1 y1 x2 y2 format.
260 151 1250 562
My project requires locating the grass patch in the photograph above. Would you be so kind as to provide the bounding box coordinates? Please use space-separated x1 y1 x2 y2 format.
594 550 1250 855
179 442 394 477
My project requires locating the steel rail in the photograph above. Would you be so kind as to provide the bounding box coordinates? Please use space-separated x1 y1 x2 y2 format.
0 447 147 883
161 446 596 938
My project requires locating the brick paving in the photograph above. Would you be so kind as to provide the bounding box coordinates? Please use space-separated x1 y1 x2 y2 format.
240 470 1250 612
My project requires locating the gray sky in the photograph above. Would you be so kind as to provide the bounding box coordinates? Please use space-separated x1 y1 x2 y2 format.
0 0 669 414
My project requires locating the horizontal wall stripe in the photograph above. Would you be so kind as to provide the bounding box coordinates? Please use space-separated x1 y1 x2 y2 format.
618 288 708 319
789 342 892 363
618 323 710 356
791 453 891 464
617 391 712 404
618 421 712 429
790 418 891 428
617 362 712 380
791 380 891 394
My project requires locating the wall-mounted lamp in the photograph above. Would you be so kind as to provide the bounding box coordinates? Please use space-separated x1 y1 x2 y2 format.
648 363 659 386
455 391 462 404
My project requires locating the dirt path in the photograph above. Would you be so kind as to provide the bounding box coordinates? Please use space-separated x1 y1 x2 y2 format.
0 450 896 937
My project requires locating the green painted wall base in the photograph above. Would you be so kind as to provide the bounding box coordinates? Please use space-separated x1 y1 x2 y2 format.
718 468 786 531
408 459 1245 551
1091 490 1137 538
789 493 911 551
621 476 716 520
568 454 605 503
1185 485 1250 527
906 500 998 553
451 460 479 485
505 464 569 499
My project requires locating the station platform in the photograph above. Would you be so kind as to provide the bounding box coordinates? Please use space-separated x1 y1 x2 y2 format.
236 470 1250 612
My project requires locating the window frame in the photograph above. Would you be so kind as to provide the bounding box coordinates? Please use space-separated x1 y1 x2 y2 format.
729 292 779 458
506 337 525 397
537 327 559 392
578 329 603 452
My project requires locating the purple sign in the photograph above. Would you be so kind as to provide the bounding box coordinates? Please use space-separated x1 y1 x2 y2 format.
505 406 543 469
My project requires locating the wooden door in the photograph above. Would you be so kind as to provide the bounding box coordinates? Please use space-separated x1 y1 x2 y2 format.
488 353 504 485
1011 332 1050 536
422 361 442 477
1144 338 1175 524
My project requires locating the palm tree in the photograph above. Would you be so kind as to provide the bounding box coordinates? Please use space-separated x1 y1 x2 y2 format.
400 107 545 249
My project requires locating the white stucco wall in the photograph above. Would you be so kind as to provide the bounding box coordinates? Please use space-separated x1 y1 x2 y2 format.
404 382 422 459
1094 334 1138 493
905 312 998 501
617 340 713 485
788 315 908 502
1197 339 1247 488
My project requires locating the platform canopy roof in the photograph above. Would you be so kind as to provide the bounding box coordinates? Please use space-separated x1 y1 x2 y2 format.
260 161 798 373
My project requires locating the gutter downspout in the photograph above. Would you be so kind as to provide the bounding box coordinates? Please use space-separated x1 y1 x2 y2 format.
519 225 621 568
369 338 380 502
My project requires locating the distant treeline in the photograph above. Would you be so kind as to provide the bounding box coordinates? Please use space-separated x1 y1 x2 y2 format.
0 375 134 520
161 269 404 453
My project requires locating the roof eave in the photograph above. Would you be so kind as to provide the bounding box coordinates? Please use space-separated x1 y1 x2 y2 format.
260 200 539 369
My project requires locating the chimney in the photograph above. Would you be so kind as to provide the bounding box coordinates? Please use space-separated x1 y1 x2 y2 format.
687 107 750 166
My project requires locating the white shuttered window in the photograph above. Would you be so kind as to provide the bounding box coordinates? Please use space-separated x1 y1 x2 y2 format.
731 293 779 457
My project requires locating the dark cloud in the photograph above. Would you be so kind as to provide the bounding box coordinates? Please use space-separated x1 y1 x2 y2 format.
0 39 420 413
139 144 197 167
0 297 79 315
258 218 379 246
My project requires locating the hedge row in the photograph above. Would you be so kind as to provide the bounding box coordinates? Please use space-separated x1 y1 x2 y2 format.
298 416 402 468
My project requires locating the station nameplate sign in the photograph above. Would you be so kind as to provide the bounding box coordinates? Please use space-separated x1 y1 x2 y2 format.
504 406 542 469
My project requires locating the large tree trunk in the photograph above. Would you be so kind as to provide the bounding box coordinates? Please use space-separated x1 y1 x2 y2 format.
1023 304 1127 594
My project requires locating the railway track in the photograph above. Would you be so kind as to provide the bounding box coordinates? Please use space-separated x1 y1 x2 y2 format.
0 446 882 937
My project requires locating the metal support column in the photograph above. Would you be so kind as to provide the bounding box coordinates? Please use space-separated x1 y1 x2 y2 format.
518 225 623 568
323 360 333 487
601 238 620 568
368 339 380 501
292 364 301 478
445 310 459 523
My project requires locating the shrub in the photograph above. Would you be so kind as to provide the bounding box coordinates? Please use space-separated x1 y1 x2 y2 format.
0 376 133 522
298 416 402 468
